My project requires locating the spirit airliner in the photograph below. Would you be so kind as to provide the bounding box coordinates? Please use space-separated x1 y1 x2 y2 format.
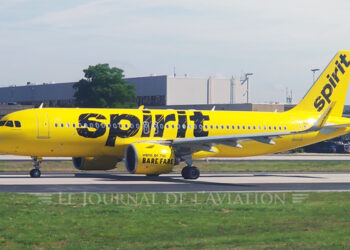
1 51 350 179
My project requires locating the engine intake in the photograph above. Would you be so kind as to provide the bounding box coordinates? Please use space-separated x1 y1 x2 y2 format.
125 143 176 175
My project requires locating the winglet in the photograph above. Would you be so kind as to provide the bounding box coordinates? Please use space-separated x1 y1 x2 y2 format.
308 102 335 131
138 105 144 110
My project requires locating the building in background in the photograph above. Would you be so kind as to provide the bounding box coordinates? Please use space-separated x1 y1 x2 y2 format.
128 75 247 106
0 82 75 107
0 75 249 107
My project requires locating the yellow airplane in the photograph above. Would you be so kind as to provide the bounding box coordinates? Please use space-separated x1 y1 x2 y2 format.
1 50 350 179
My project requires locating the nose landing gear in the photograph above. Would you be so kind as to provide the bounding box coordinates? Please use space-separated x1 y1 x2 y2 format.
30 157 42 178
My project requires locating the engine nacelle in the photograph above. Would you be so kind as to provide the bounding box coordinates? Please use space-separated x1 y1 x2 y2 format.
125 143 176 175
73 156 119 170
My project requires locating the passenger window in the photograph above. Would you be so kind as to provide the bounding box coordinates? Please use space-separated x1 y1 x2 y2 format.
166 124 169 129
72 123 76 128
154 123 159 134
199 124 202 129
210 125 213 129
0 121 6 126
15 121 21 127
205 125 208 129
253 126 256 130
248 126 251 130
242 126 245 130
5 121 14 127
143 122 150 134
61 123 64 128
221 125 224 129
55 123 58 128
67 123 70 128
237 125 240 129
232 125 235 129
216 125 219 129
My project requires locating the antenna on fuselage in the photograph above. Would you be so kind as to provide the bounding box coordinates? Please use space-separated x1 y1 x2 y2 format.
138 105 144 110
38 103 44 109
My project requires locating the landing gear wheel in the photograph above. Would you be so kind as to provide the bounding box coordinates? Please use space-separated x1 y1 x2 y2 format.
30 156 43 178
181 166 190 178
181 166 200 179
30 169 41 178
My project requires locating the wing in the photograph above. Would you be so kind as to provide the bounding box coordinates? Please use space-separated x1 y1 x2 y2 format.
147 103 348 158
168 102 345 157
169 131 294 156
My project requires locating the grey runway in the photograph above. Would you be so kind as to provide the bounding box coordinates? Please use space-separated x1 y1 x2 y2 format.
1 172 350 193
2 153 350 162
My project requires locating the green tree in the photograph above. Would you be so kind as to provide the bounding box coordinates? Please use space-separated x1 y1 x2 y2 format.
73 64 136 108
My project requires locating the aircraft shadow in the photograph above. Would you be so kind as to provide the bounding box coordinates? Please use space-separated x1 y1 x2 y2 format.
74 173 253 187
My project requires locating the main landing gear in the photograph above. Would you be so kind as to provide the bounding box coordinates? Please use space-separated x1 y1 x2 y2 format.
181 156 200 179
181 166 200 179
30 157 42 178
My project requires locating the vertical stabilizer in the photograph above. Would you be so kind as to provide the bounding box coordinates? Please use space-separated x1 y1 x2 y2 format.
288 50 350 116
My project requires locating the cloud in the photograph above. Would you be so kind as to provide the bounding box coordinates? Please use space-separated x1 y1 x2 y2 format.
28 0 114 27
2 0 350 103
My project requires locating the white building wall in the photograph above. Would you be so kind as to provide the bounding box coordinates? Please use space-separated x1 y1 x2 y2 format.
208 78 231 104
232 78 246 103
166 77 207 105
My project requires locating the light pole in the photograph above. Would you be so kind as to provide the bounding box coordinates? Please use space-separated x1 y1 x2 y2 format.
311 68 320 83
241 73 253 103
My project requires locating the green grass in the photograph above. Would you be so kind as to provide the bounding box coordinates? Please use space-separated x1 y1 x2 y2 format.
0 192 349 249
1 160 350 173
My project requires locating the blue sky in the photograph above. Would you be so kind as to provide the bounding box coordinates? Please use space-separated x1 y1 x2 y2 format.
1 0 350 103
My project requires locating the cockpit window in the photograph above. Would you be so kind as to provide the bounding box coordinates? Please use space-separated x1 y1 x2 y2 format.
15 121 21 128
0 121 6 126
5 121 14 127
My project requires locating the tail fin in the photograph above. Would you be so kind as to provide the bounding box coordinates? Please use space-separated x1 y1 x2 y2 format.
288 50 350 116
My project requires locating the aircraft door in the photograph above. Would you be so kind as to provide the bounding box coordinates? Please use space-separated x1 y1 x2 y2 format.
36 113 50 139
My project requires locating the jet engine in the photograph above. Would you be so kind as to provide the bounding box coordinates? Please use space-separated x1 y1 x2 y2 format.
73 156 119 170
125 143 177 175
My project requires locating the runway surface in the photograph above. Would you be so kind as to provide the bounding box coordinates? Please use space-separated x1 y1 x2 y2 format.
1 172 350 193
2 153 350 161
